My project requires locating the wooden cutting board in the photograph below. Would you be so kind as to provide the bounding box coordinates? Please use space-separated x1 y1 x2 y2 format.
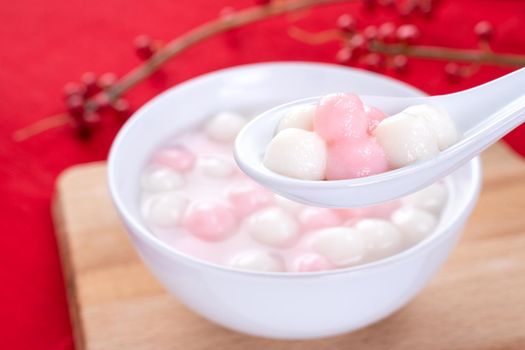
53 143 525 350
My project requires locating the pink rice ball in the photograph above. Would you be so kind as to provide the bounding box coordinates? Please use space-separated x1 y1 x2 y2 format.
228 184 273 217
298 207 342 231
313 93 369 142
365 105 388 133
183 202 237 241
325 137 390 180
153 146 196 173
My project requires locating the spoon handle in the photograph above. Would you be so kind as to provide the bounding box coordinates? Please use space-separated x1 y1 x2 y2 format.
447 94 525 170
438 67 525 132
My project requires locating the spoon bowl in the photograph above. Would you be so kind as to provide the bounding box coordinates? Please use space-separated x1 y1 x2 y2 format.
235 68 525 207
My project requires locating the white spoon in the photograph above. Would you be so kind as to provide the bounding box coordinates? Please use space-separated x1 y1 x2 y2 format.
234 68 525 208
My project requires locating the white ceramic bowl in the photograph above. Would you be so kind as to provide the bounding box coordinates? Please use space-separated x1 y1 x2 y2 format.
108 62 481 340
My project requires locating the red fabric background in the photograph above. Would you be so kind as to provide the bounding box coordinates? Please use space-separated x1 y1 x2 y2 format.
0 1 524 349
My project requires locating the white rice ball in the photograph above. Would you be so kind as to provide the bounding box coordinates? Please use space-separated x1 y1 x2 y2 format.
312 226 367 267
244 207 300 248
204 111 246 143
277 104 316 132
141 192 188 228
391 207 438 245
355 219 404 259
229 251 285 272
404 104 459 150
141 166 185 193
196 156 235 178
263 128 327 180
402 182 447 214
374 111 440 168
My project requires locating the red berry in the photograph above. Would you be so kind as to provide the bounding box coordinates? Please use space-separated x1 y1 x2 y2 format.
219 6 235 19
474 21 493 41
98 73 117 89
134 35 155 60
66 95 84 117
363 25 378 40
392 55 408 73
72 110 101 139
113 99 131 118
83 111 101 129
378 22 397 43
337 14 356 33
362 53 383 71
396 24 420 43
336 47 354 64
63 82 86 99
81 72 99 97
348 33 368 57
445 62 462 83
93 92 111 110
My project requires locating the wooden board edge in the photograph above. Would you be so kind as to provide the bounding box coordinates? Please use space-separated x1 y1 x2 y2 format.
51 164 107 350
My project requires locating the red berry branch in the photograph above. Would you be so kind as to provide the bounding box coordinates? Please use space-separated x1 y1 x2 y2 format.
13 0 525 142
14 0 353 141
289 4 525 77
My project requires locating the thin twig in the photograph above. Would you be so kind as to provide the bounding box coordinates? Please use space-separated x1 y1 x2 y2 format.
290 26 525 67
370 42 525 67
13 114 70 142
288 27 342 44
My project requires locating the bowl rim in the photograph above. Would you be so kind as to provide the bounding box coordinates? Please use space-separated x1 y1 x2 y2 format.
108 61 482 279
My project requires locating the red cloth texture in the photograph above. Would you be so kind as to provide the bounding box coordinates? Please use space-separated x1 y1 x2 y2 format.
0 1 524 349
